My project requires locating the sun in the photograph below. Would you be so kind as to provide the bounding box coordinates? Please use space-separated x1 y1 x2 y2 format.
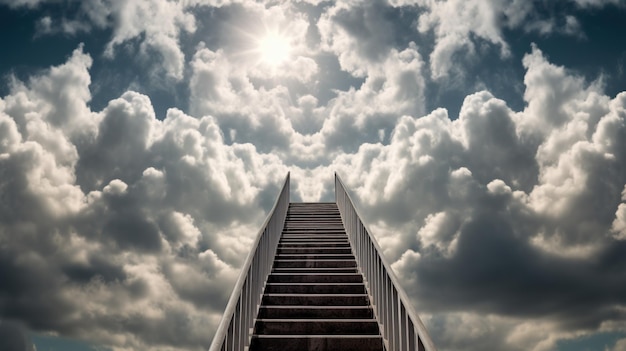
256 30 292 68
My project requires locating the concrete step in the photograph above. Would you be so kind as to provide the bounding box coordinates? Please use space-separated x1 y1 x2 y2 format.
278 242 350 248
265 283 366 294
280 234 347 238
275 254 355 260
249 335 384 351
279 239 349 245
268 273 363 283
262 294 370 306
283 234 345 236
273 260 356 268
284 227 344 229
258 306 373 319
272 267 358 274
283 228 344 231
277 247 352 254
279 237 348 242
284 221 342 224
254 319 380 335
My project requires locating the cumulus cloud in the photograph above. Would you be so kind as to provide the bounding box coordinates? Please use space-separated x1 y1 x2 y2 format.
0 45 290 350
333 45 626 350
320 42 426 152
2 1 626 351
318 0 406 77
5 0 199 80
189 25 425 162
0 320 36 351
386 0 612 81
612 338 626 351
414 0 521 79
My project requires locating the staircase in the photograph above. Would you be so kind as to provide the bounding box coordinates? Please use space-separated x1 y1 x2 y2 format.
249 202 384 351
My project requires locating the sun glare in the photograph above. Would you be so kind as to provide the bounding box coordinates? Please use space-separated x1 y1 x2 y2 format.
257 31 291 67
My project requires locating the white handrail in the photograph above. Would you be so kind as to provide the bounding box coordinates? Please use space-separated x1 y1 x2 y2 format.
208 173 290 351
335 173 437 351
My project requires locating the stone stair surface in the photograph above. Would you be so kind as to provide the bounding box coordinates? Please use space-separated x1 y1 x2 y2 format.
249 202 384 351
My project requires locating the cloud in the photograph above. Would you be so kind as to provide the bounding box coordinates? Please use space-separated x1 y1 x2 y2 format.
572 0 625 8
101 0 196 81
6 0 199 80
189 46 297 153
0 0 44 8
189 32 426 161
611 185 626 240
332 44 626 350
0 320 36 351
612 338 626 351
0 44 290 350
320 42 426 153
390 0 617 82
413 0 525 79
2 2 626 351
318 0 405 77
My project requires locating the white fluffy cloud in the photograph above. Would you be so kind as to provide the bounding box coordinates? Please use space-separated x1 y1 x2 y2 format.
189 40 426 164
332 45 626 350
388 0 611 81
2 1 626 351
0 45 290 350
6 0 199 80
318 0 405 77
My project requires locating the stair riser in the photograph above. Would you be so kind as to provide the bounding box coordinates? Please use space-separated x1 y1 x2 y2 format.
255 320 380 335
283 229 344 232
283 230 344 232
265 284 366 294
273 260 356 268
280 238 349 242
249 336 384 351
279 242 350 246
272 268 358 274
280 235 347 238
262 295 370 306
258 307 374 319
284 224 342 226
279 239 349 243
277 248 352 254
276 255 355 260
268 274 363 283
279 243 351 248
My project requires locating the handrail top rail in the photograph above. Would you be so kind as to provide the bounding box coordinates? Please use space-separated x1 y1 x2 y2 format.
335 172 437 351
208 172 290 351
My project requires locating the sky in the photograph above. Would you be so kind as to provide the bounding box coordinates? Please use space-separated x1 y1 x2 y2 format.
0 0 626 350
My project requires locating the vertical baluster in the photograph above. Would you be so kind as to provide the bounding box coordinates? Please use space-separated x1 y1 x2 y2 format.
378 258 384 343
384 272 390 345
400 304 408 351
408 319 416 351
226 320 233 351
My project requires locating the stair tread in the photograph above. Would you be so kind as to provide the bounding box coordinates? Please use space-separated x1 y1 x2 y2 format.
249 202 384 351
269 272 361 275
252 334 382 338
266 283 363 285
256 318 378 322
260 305 370 308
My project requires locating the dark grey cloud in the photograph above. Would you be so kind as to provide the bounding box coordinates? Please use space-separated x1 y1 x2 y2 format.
0 320 35 351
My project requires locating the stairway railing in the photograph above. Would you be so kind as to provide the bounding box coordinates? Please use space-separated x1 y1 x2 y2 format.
335 173 437 351
209 173 290 351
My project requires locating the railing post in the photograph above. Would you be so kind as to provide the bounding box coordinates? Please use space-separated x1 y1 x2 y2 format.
334 172 437 351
